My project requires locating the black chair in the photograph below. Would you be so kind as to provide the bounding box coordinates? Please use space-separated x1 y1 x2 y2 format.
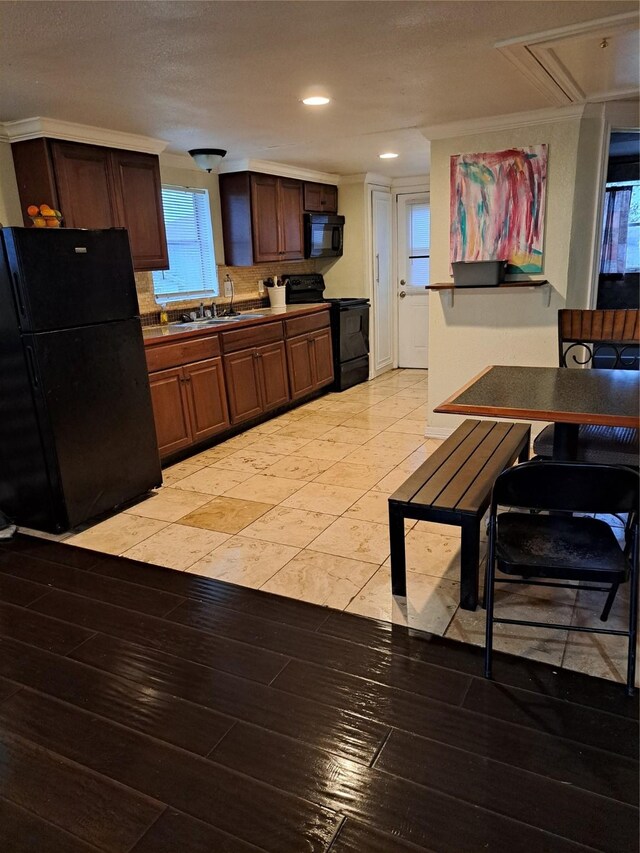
484 461 639 695
533 309 639 466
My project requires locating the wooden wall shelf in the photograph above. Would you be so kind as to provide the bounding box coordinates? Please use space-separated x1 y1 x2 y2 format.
426 280 551 306
427 280 549 291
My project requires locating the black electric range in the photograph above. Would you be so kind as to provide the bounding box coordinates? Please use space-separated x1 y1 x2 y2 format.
283 274 369 391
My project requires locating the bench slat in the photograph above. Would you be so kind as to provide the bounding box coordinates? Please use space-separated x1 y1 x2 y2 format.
411 420 500 509
456 423 530 512
389 419 479 504
431 421 518 511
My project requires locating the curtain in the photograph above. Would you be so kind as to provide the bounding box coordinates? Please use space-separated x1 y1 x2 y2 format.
600 186 632 274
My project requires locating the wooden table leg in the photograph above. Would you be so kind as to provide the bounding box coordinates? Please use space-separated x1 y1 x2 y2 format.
460 516 480 610
389 504 407 597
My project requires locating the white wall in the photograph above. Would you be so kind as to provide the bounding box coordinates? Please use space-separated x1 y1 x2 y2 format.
427 112 605 434
320 179 369 298
0 141 22 226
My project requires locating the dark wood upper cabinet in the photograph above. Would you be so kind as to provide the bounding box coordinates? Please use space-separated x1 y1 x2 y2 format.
11 138 168 271
219 171 304 265
110 149 168 270
303 182 338 214
51 142 120 229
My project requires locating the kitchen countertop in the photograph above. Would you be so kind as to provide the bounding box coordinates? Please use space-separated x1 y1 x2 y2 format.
142 303 329 343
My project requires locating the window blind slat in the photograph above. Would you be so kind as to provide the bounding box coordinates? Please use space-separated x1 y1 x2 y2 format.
153 186 218 302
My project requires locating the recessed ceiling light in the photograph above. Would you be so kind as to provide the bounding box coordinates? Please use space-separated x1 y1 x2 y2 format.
302 96 331 106
379 152 399 159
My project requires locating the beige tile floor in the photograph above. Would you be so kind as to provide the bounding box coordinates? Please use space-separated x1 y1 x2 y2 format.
56 368 636 688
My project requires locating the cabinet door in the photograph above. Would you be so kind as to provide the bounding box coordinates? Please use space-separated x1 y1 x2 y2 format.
183 357 230 442
223 349 263 424
111 150 169 271
148 367 193 458
311 327 335 388
51 141 119 229
286 336 315 400
250 174 280 262
278 178 304 260
257 341 290 411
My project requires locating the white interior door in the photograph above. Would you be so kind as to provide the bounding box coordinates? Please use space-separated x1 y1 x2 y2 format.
372 189 393 374
397 193 430 368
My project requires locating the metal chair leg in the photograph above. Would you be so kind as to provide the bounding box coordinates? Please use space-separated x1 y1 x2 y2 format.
484 517 497 679
627 529 638 696
600 583 619 622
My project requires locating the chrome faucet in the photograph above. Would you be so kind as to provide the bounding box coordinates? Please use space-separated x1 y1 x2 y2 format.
198 302 205 318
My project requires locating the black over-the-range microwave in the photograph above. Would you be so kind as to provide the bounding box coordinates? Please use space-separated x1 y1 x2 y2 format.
304 213 345 259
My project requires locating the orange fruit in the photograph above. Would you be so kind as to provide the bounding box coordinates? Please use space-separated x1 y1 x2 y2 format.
32 217 47 228
39 204 54 215
27 204 39 216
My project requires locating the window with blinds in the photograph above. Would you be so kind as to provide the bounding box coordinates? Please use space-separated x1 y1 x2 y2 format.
152 186 218 302
407 201 430 287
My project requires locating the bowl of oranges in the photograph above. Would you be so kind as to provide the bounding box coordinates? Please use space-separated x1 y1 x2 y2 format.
27 204 63 228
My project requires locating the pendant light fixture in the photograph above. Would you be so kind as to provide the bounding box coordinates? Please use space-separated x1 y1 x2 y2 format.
188 148 227 173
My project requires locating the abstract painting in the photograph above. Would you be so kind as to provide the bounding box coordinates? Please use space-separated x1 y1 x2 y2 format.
450 145 547 274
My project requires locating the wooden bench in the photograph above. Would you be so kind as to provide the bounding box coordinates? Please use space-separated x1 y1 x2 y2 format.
388 419 531 610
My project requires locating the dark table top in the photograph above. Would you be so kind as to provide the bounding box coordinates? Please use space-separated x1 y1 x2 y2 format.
435 365 640 428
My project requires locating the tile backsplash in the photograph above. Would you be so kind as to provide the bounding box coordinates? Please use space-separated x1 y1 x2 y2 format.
135 259 317 324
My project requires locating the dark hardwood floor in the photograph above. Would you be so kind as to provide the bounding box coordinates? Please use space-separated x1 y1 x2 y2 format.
0 533 637 853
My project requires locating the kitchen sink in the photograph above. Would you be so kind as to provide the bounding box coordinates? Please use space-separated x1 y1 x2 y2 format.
168 313 266 332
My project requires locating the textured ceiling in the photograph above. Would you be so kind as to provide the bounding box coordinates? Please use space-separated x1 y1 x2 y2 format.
0 1 637 177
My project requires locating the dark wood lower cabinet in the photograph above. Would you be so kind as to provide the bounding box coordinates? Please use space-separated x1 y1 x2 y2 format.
223 350 264 425
258 341 290 411
146 309 332 460
309 327 334 388
148 367 193 458
183 357 230 442
224 342 290 424
149 357 230 458
286 328 334 399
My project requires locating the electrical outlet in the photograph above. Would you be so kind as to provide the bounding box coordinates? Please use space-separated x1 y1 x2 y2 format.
224 279 233 297
257 279 265 294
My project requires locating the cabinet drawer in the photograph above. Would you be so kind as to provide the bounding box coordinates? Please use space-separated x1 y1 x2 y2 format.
285 310 330 338
145 335 221 371
221 321 284 353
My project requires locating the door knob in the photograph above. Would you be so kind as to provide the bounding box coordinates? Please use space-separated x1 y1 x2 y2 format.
399 291 407 298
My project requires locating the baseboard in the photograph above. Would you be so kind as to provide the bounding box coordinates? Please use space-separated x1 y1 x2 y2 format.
425 426 457 440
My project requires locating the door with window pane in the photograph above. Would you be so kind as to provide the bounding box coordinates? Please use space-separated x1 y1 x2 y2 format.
397 193 429 368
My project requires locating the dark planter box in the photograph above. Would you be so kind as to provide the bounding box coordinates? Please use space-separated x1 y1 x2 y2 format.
451 260 507 287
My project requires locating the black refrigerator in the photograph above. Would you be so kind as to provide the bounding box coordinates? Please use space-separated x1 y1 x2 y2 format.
0 227 162 533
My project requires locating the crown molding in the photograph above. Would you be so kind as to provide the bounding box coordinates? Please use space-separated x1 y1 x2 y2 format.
219 157 340 184
0 117 168 154
495 13 639 106
421 104 587 141
391 175 429 189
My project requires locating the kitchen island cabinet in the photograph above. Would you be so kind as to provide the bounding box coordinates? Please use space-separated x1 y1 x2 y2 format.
11 138 168 271
219 171 304 265
143 305 333 461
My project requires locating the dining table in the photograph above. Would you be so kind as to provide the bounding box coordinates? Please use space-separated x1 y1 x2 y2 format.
434 365 640 460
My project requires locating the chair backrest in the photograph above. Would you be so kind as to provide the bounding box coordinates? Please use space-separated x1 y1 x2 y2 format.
558 309 639 370
492 460 639 516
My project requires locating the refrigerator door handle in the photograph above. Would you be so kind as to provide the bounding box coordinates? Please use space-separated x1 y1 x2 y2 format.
25 345 39 387
11 271 26 319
